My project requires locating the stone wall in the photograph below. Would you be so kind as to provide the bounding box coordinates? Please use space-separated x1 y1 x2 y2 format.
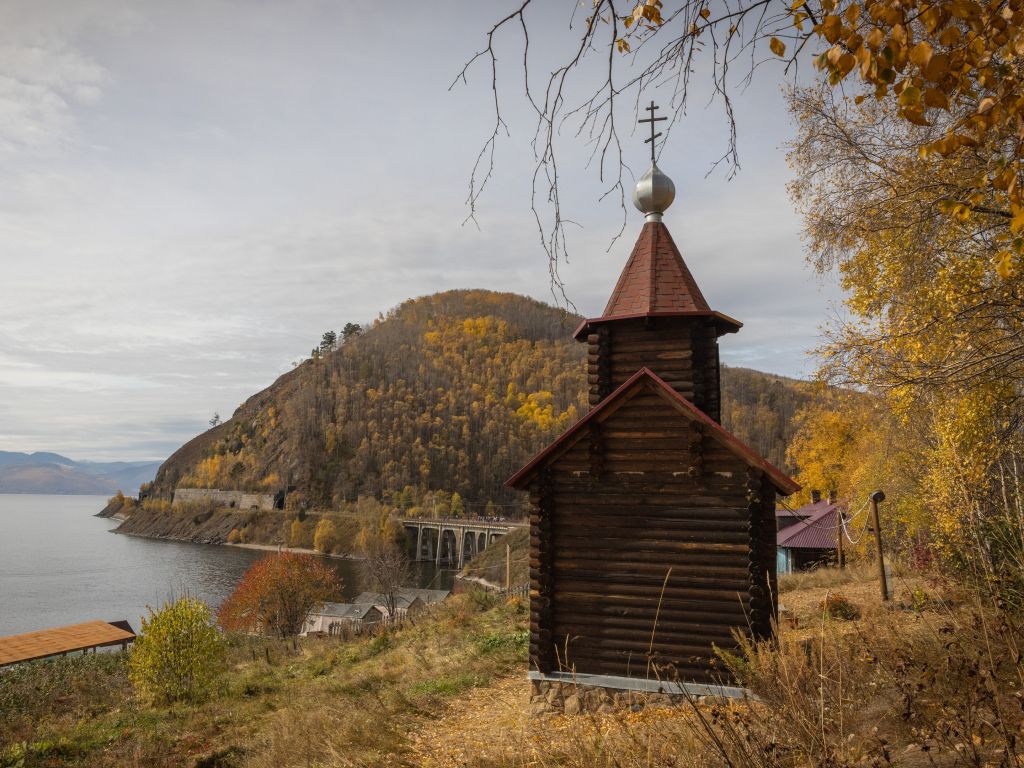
529 679 736 716
173 487 277 511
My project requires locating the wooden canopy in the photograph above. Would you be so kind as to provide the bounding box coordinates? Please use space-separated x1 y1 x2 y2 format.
0 620 135 667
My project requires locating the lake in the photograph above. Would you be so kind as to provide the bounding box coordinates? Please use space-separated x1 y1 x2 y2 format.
0 494 452 636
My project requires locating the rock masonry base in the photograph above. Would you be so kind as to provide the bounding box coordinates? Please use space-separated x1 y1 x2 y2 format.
528 672 748 716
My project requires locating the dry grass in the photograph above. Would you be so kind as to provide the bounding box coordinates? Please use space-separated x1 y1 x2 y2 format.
5 571 1024 768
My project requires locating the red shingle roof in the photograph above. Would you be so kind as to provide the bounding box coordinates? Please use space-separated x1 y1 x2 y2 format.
506 367 799 495
572 222 742 339
604 222 710 316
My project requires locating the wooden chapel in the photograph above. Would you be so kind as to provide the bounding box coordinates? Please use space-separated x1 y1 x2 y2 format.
507 108 799 694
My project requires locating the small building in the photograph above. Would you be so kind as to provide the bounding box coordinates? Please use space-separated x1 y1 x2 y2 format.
776 493 846 574
303 602 383 636
508 140 799 697
397 588 450 606
352 591 426 622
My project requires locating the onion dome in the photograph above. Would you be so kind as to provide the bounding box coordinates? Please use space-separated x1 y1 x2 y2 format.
632 163 676 222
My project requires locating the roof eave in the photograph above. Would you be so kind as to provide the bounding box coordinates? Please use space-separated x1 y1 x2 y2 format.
572 311 743 341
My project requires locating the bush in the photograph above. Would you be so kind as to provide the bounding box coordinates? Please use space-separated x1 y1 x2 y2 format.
819 592 861 620
128 596 225 705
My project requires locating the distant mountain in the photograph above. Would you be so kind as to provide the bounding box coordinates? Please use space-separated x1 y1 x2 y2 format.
0 452 161 495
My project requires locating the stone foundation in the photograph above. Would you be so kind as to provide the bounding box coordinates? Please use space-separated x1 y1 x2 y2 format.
528 673 748 715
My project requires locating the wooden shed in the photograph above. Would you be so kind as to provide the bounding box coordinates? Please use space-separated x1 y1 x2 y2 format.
508 160 798 695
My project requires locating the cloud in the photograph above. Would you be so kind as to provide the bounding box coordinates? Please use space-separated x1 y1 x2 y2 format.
0 41 105 151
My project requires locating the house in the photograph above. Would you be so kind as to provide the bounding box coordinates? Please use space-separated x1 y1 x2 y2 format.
352 591 426 621
507 140 799 700
398 588 450 606
777 492 846 574
303 602 383 636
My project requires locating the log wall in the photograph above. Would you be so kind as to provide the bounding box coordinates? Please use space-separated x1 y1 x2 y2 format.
585 318 722 421
528 388 775 683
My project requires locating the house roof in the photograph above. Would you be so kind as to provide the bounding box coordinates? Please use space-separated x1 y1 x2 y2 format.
353 591 425 610
572 222 742 339
399 588 450 604
315 602 381 621
777 501 845 550
506 367 799 495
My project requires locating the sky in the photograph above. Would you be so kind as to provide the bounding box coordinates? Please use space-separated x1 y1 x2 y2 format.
0 1 844 462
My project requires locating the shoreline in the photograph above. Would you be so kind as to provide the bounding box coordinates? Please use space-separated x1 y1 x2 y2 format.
223 541 364 561
110 528 365 561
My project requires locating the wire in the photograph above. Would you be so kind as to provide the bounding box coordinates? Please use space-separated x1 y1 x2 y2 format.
842 499 873 545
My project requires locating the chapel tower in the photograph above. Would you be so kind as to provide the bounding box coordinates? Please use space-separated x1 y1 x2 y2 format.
573 155 741 421
508 103 798 700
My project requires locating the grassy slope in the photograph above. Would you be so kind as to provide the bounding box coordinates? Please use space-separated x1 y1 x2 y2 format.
462 527 529 588
6 569 1023 767
0 593 527 768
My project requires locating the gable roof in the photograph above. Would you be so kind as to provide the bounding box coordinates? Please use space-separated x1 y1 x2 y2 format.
777 501 845 550
314 602 382 621
353 591 425 610
572 222 742 339
506 367 799 495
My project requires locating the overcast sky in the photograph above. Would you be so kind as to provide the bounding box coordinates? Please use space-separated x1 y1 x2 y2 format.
0 1 843 461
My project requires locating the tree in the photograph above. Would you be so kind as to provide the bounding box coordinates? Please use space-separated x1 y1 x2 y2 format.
209 413 221 427
313 517 339 554
218 553 341 637
450 492 465 518
789 81 1024 565
341 322 362 342
460 1 1024 287
128 596 225 705
358 535 411 622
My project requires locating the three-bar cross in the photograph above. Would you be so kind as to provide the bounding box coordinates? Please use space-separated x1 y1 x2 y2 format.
638 100 667 164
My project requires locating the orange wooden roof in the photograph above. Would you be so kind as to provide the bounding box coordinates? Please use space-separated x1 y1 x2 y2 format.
0 620 135 666
573 221 742 339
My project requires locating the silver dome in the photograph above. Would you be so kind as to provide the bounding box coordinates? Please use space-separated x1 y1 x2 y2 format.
632 163 676 222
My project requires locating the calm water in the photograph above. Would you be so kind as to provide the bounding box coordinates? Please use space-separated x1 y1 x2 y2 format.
0 494 452 636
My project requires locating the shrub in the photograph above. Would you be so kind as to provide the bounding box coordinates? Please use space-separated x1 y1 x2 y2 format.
819 592 861 620
218 553 341 637
128 596 225 705
313 518 339 554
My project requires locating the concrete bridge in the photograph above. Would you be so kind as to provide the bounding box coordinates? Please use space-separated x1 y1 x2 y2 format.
401 518 521 568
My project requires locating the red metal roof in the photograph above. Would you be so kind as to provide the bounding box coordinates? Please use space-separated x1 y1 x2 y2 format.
777 501 845 550
571 222 741 339
506 367 800 495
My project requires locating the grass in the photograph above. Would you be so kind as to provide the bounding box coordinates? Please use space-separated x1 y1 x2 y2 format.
4 568 1024 767
462 526 529 588
0 592 528 767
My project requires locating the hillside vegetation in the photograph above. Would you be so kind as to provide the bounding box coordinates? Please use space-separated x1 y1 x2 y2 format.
151 290 819 510
4 570 1022 767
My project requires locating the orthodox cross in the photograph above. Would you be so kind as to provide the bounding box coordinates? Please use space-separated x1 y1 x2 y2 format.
638 100 667 164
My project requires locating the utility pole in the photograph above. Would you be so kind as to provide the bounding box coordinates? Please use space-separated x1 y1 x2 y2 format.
505 543 511 591
869 490 889 601
836 505 846 570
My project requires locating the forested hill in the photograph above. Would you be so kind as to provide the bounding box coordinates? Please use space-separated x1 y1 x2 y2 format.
151 290 818 509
